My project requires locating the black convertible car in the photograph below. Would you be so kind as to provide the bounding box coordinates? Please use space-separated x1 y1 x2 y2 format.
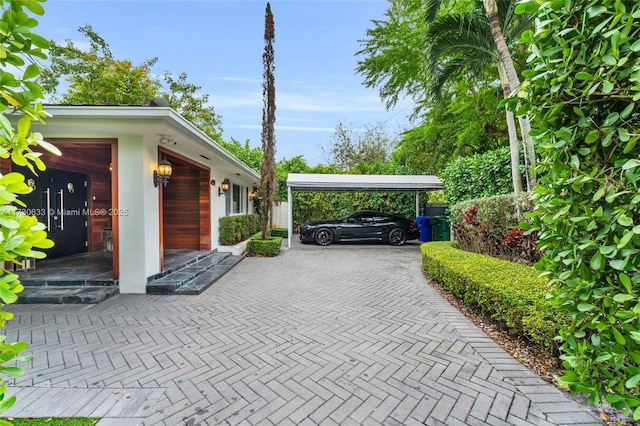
299 211 419 246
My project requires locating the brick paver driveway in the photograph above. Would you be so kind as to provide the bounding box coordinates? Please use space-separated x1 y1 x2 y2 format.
4 241 599 425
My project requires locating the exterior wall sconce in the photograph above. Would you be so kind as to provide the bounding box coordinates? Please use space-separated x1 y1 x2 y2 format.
218 178 230 196
153 156 173 187
249 186 258 200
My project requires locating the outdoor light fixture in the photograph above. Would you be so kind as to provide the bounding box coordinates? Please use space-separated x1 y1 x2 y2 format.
153 156 173 187
218 178 230 196
249 186 258 200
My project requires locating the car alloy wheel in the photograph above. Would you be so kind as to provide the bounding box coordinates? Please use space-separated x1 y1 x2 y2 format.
314 228 333 246
389 228 407 246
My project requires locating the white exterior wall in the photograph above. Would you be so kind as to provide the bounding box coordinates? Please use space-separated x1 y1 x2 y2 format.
272 202 289 229
22 105 261 294
118 135 160 293
209 172 227 249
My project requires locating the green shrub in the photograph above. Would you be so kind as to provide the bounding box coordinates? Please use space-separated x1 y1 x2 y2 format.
246 236 282 256
270 228 288 238
219 214 260 245
0 0 56 416
440 147 522 205
421 241 564 352
449 193 540 265
515 0 640 415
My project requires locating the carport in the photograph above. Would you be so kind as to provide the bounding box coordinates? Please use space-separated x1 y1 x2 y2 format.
285 173 444 248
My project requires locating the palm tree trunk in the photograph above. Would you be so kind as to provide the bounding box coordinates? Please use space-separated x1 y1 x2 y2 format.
517 115 536 190
498 63 523 195
484 0 537 190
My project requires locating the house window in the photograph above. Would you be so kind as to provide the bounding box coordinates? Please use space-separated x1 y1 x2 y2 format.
232 184 244 214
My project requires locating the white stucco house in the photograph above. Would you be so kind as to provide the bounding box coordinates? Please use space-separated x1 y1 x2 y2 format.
10 101 260 294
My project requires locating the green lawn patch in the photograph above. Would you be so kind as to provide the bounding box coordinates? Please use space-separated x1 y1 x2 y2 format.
5 419 99 426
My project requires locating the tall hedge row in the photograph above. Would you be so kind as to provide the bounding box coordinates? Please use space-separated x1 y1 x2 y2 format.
440 147 521 205
219 214 260 245
516 0 640 417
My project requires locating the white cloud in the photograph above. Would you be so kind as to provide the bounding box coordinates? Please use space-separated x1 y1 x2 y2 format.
211 91 262 108
213 76 260 84
278 90 385 113
212 88 385 114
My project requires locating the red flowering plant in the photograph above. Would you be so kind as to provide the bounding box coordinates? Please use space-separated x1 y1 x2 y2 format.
463 206 480 226
450 194 540 266
503 227 541 265
504 227 524 246
454 205 495 255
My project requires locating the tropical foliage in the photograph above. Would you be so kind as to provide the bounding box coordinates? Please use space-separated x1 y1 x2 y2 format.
220 138 263 172
0 0 61 420
356 0 536 193
40 25 159 105
322 122 394 171
41 25 224 143
440 147 520 205
514 0 640 417
392 85 507 174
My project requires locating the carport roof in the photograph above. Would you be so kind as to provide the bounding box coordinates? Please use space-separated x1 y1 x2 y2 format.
286 173 443 193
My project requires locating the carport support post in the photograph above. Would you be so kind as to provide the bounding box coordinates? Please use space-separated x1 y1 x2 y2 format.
288 185 293 248
415 191 420 218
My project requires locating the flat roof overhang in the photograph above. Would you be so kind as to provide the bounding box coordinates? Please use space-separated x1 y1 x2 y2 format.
286 173 443 193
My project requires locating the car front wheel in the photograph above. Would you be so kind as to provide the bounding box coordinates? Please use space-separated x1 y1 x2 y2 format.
388 228 407 246
314 228 334 246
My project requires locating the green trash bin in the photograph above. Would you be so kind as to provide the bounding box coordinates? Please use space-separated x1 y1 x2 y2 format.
431 216 450 241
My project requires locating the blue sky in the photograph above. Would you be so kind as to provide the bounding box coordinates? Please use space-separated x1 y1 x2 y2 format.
37 0 413 166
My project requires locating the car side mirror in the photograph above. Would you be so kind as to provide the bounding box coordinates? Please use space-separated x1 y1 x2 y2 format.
346 218 355 223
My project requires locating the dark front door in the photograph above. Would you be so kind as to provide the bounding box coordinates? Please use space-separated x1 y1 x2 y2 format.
21 168 88 259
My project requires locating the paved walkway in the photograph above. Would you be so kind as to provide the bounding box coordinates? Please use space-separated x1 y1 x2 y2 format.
4 241 600 425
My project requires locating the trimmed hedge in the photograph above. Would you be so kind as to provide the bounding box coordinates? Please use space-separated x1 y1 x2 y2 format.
246 236 282 257
270 228 288 238
219 214 260 245
440 147 522 205
449 193 533 230
421 241 565 352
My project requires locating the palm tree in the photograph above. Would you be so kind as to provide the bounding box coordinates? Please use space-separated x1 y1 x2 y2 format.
425 4 531 193
483 0 536 189
356 0 536 191
424 0 536 191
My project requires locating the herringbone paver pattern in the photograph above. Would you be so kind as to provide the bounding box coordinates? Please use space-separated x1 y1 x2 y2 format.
4 241 600 425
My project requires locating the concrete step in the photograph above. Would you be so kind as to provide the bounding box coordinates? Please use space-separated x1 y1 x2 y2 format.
146 252 244 295
16 286 119 304
20 277 116 287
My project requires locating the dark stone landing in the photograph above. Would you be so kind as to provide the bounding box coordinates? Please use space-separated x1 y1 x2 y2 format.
18 286 119 304
14 249 244 303
16 252 117 304
146 252 244 295
19 252 115 287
